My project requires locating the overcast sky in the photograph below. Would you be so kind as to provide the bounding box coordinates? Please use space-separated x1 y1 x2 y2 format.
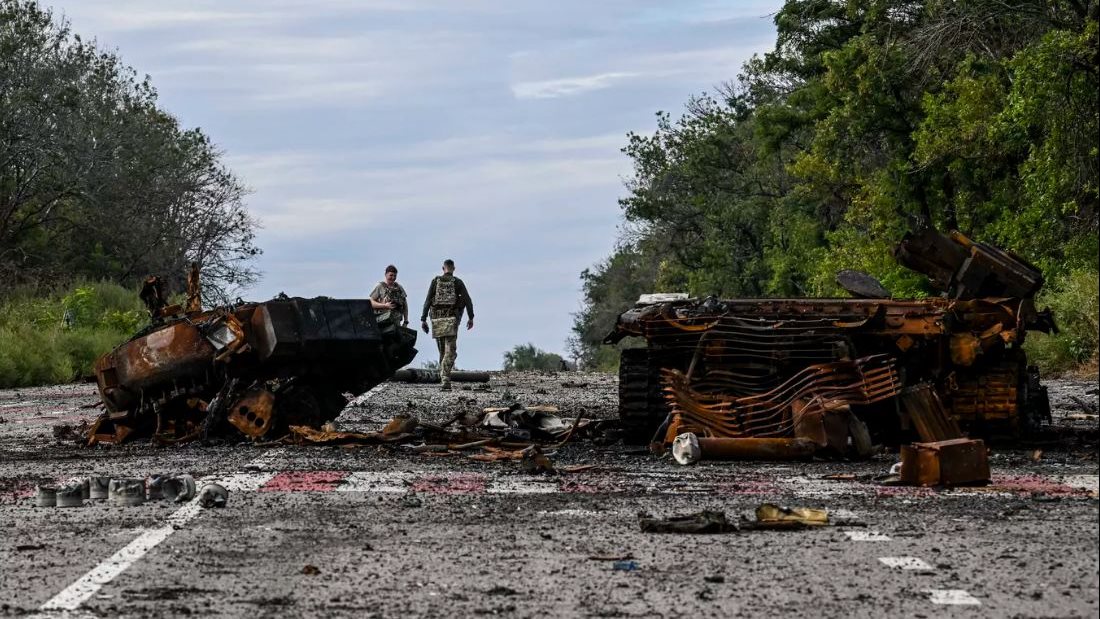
52 0 781 369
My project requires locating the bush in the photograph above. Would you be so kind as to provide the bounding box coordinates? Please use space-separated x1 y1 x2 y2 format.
0 281 146 387
1025 269 1099 375
502 343 565 372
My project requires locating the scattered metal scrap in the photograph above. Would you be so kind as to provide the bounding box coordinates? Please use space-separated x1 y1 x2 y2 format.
282 403 614 468
639 504 841 534
87 269 417 445
34 473 202 507
608 229 1056 472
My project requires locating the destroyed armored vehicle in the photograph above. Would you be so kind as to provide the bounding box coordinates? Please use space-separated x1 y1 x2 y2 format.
607 229 1056 449
88 271 417 444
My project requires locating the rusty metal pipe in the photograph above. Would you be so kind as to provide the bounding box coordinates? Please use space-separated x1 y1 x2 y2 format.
698 437 816 460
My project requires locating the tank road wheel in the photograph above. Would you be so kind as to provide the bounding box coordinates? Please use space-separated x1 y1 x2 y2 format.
272 382 348 437
1019 364 1051 437
271 384 322 436
619 348 668 444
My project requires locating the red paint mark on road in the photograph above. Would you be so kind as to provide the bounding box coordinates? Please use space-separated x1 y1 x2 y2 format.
989 474 1083 496
874 485 937 498
410 474 486 494
259 471 348 492
717 480 778 496
558 477 625 493
0 478 63 503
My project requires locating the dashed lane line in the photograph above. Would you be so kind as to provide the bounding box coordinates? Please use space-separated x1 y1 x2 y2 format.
346 381 390 407
925 589 982 606
29 457 282 617
1059 474 1099 494
845 531 892 541
878 557 933 570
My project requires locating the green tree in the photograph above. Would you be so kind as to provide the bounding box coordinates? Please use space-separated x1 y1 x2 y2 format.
572 0 1099 373
502 343 565 372
0 0 260 301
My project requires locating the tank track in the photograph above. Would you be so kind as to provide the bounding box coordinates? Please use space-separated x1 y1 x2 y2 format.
619 347 670 444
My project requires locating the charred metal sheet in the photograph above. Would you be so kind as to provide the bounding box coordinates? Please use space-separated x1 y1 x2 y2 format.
657 355 900 454
227 389 276 438
895 228 1043 299
900 383 963 442
836 269 891 299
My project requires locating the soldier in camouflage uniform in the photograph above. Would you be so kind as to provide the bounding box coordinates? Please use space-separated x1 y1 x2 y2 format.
369 264 409 327
420 259 474 390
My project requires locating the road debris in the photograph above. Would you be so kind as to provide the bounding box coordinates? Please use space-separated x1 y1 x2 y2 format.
747 504 828 530
197 483 228 508
163 475 196 503
639 510 738 534
89 477 110 500
641 504 837 533
109 479 146 505
671 432 817 464
587 554 635 562
611 560 640 572
35 485 56 507
520 445 556 474
900 438 991 487
55 482 84 508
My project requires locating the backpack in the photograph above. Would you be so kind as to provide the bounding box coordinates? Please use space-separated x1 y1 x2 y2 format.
432 276 457 308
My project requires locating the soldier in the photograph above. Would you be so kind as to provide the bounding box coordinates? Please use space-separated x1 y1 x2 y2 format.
420 259 474 390
369 264 408 326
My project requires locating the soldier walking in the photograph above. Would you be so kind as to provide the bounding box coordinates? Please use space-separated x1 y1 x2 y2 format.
420 259 474 390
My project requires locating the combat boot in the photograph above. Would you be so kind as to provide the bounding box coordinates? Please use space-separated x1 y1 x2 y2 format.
440 381 452 391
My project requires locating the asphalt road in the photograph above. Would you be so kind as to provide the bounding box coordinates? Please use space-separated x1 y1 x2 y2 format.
1 373 1097 618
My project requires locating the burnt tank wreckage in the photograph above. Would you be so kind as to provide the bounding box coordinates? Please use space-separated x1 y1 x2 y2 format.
88 269 418 445
607 229 1057 450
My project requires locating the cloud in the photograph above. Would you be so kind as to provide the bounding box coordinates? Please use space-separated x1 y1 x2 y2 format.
511 71 640 99
247 153 627 241
45 0 783 369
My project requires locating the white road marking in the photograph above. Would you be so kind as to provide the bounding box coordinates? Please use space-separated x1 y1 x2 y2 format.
780 475 865 498
25 610 98 619
31 466 277 615
830 509 861 520
536 508 617 517
487 479 559 494
1059 475 1099 494
337 473 559 495
878 556 933 570
845 531 891 541
245 447 287 471
37 526 177 612
925 589 981 605
346 381 389 407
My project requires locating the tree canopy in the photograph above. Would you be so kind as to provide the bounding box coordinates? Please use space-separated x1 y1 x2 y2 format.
1 0 260 301
503 343 566 372
573 0 1098 369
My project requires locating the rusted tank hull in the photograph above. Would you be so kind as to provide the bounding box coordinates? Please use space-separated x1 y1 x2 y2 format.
609 229 1055 449
90 296 417 445
96 321 215 412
